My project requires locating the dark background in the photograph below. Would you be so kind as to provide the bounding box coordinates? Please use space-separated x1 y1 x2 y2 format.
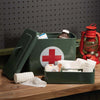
0 0 100 48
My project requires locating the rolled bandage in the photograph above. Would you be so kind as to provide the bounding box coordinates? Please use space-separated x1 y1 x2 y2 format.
14 72 34 83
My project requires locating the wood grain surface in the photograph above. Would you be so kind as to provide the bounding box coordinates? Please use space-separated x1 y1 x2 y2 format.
0 64 100 100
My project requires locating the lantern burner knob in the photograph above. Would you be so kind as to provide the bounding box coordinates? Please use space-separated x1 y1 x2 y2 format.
86 54 91 59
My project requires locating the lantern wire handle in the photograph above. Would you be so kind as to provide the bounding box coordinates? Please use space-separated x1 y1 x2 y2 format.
90 23 96 27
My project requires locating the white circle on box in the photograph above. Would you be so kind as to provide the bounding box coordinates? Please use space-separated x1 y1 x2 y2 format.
40 46 64 67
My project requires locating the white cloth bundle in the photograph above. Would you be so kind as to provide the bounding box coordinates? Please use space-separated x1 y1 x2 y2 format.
14 72 47 87
21 77 47 87
57 60 81 70
76 58 87 69
57 58 96 72
83 59 96 72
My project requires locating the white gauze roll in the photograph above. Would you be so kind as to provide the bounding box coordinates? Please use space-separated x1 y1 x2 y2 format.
14 72 34 83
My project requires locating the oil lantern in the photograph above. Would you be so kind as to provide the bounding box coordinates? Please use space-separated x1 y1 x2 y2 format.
79 24 100 64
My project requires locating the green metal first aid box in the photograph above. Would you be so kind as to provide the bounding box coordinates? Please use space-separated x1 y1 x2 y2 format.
3 29 94 84
26 31 77 76
45 71 94 84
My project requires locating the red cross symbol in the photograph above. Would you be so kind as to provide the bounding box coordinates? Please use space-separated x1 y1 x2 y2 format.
42 49 61 64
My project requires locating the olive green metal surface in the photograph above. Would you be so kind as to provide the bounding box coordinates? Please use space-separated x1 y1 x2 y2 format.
3 29 37 80
26 32 77 75
45 71 94 84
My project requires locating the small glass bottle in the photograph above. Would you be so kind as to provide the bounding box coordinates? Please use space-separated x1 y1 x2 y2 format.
58 29 70 39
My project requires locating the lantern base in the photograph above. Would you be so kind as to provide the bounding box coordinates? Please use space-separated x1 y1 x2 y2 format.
83 54 100 64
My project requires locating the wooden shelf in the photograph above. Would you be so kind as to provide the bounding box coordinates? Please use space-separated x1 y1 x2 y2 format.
0 64 100 100
0 48 14 56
